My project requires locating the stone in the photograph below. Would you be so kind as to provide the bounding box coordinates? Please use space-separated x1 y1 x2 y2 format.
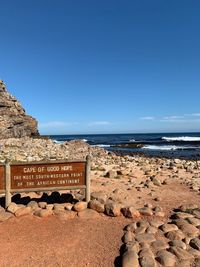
188 248 200 257
194 257 200 267
179 204 199 212
156 250 176 266
91 191 107 204
88 200 105 213
152 177 161 186
169 240 187 250
104 170 117 179
56 210 77 220
169 247 194 260
7 202 20 214
34 209 53 218
46 204 54 210
78 209 100 219
15 206 32 217
105 202 121 217
139 207 153 216
151 240 169 251
154 211 165 217
121 207 141 219
165 230 185 241
135 233 155 243
137 221 150 229
0 211 14 222
150 219 164 228
123 231 135 243
125 241 140 253
139 255 157 267
64 203 73 211
126 222 137 232
122 251 139 267
139 248 154 258
38 202 47 209
53 203 66 211
27 201 39 210
186 217 200 226
0 80 39 139
160 223 178 233
175 220 199 236
190 238 200 250
193 210 200 219
135 226 147 235
146 226 158 234
174 212 194 219
73 201 87 212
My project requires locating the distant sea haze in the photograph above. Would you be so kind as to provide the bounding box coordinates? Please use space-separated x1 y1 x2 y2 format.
48 132 200 160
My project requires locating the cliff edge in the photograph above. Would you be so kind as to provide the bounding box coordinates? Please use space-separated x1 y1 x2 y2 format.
0 80 39 139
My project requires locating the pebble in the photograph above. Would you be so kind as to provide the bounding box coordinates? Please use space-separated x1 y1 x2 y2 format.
121 207 141 219
135 233 155 243
165 230 185 241
169 246 194 260
169 240 187 250
0 211 14 222
139 255 157 267
123 231 135 243
88 200 105 213
139 207 153 216
160 223 179 233
122 251 139 267
151 240 169 251
73 201 88 212
78 209 100 219
156 250 176 266
190 238 200 251
15 207 32 217
105 202 121 217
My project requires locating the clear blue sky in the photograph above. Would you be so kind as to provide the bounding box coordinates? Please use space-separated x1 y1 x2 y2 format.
1 0 200 134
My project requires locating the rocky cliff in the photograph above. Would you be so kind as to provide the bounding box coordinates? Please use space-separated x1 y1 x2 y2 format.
0 80 39 139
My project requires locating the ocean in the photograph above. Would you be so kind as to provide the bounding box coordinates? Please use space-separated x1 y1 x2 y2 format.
48 133 200 160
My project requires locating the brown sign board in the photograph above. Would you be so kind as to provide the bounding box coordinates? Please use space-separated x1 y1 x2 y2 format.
10 162 86 191
0 157 91 208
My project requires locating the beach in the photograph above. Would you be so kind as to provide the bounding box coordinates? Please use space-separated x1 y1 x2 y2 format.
0 138 199 266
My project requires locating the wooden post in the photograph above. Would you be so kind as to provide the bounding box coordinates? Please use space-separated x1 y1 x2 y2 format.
85 155 91 202
5 160 11 208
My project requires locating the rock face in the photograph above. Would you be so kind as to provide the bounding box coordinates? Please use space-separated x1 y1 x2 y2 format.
0 80 39 139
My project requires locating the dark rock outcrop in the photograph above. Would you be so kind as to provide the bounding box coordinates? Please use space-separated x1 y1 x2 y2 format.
0 80 39 139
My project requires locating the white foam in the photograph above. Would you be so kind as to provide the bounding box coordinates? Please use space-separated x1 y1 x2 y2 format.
129 139 135 142
162 136 200 142
96 144 111 148
143 145 183 151
53 140 64 144
81 139 88 142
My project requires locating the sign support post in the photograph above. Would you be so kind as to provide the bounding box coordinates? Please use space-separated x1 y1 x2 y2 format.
5 160 11 208
85 155 91 202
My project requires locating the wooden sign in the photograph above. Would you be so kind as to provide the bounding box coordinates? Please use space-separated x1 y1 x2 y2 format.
10 162 86 190
0 157 91 208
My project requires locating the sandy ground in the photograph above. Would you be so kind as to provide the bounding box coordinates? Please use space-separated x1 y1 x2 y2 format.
0 162 199 266
0 215 129 267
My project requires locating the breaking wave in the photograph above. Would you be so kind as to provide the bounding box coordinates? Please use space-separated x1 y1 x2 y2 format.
142 145 197 151
96 144 111 148
53 140 64 144
162 136 200 142
129 139 135 142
